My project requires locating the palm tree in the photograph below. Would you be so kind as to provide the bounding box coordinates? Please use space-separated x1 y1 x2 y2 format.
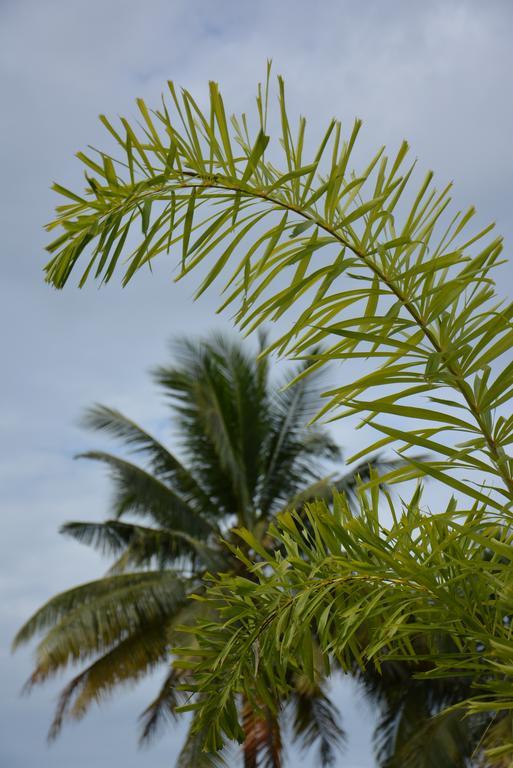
15 332 387 767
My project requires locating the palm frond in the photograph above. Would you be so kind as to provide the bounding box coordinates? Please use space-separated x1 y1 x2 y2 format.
175 711 230 768
44 72 513 509
173 489 513 755
154 334 267 524
289 678 345 767
15 571 187 680
48 617 171 739
60 519 227 571
82 404 214 509
138 666 187 744
258 364 340 515
78 451 216 537
376 706 480 768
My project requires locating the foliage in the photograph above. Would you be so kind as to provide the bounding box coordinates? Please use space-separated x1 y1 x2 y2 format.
40 67 513 762
177 489 513 763
15 333 374 766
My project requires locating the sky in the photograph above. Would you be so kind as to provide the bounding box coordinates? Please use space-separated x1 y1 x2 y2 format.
1 0 513 766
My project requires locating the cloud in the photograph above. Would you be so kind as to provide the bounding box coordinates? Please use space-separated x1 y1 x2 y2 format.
2 1 513 766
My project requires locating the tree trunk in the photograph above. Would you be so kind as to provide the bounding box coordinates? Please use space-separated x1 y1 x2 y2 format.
241 695 282 768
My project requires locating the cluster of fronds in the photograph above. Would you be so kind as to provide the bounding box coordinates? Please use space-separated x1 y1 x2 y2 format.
41 66 513 763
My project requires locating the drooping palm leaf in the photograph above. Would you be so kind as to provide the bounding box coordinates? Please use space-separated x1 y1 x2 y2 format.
15 571 187 681
138 666 187 744
60 520 227 571
43 71 513 511
48 617 172 739
288 678 345 768
175 711 230 768
377 706 482 768
78 451 217 538
82 405 215 511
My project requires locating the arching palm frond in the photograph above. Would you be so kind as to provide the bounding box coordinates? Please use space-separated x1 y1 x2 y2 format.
288 678 345 768
43 70 512 513
60 520 227 572
82 405 215 511
48 617 172 740
138 666 187 744
15 571 187 683
78 451 217 539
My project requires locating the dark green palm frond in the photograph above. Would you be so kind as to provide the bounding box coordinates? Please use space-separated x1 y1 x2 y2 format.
82 404 183 476
107 529 227 573
259 369 339 515
60 520 227 571
154 364 245 515
363 658 484 768
59 519 140 556
82 405 214 510
48 617 171 740
289 678 345 768
78 451 216 538
154 335 270 524
222 335 270 509
139 666 187 744
15 571 187 682
377 706 480 768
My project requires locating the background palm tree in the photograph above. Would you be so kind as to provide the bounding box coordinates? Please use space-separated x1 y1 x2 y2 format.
15 332 388 768
358 658 489 767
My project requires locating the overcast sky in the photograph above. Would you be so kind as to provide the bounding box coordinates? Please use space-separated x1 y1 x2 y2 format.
2 1 513 766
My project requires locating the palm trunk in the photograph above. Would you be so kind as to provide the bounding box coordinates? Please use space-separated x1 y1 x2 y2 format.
241 695 282 768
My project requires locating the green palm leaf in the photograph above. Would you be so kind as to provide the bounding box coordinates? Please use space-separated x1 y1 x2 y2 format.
43 72 513 509
289 678 345 767
60 519 227 571
138 666 186 744
82 405 215 510
78 451 217 537
15 571 187 680
176 712 230 768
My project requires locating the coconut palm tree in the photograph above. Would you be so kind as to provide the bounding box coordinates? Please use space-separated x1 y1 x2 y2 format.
15 332 390 768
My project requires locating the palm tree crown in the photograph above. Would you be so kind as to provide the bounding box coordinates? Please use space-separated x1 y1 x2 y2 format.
15 332 373 767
